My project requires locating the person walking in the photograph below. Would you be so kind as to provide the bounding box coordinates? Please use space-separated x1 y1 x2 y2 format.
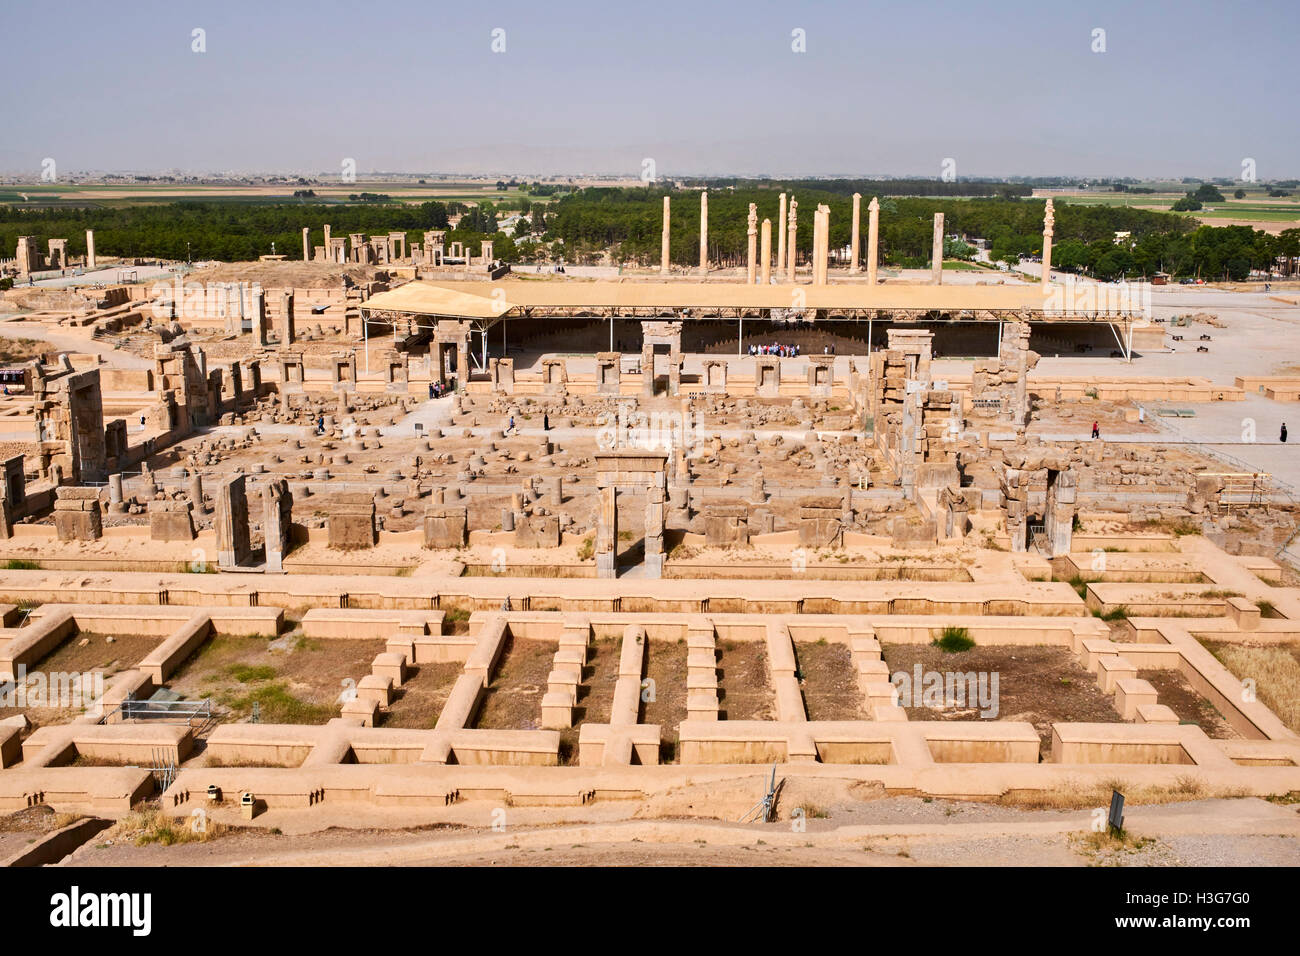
1091 421 1100 440
508 415 515 435
543 413 550 432
1282 423 1289 444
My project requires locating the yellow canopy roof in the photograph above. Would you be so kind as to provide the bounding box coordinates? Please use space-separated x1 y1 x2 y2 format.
362 278 1053 319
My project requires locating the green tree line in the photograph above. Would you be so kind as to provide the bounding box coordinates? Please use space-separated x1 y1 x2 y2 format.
4 190 1296 282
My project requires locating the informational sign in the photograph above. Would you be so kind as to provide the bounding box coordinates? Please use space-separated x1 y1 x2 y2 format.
1108 789 1125 834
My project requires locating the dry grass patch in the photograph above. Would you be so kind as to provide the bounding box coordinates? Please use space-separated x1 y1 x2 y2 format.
1205 643 1300 733
995 776 1250 811
106 807 226 847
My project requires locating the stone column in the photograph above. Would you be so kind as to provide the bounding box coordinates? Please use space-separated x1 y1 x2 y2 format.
108 473 125 513
86 230 96 270
786 199 798 282
931 212 945 285
188 473 205 513
644 485 665 579
1041 197 1055 286
263 478 293 572
698 191 708 275
760 219 772 285
660 196 671 275
867 197 880 286
1043 467 1076 558
819 205 831 285
215 475 250 568
596 485 617 578
301 227 310 262
810 207 822 286
746 203 758 285
279 290 295 345
322 223 332 262
252 287 267 343
849 193 861 274
1003 468 1028 553
777 192 788 274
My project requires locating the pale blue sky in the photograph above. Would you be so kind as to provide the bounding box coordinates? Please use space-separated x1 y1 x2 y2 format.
3 0 1295 179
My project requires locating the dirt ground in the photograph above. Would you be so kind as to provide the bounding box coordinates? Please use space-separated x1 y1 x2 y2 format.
641 640 688 760
1138 668 1240 739
16 631 160 729
881 643 1124 756
34 631 159 676
794 640 864 721
50 793 1300 868
0 805 77 860
474 636 556 730
380 661 464 729
556 637 622 763
168 634 386 726
717 641 774 721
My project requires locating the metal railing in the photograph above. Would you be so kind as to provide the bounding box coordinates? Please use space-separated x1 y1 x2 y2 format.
102 698 213 733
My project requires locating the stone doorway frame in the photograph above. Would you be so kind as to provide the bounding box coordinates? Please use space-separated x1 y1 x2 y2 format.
595 451 668 579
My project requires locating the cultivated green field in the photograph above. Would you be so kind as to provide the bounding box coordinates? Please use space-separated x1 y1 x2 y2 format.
0 181 536 209
1055 190 1300 227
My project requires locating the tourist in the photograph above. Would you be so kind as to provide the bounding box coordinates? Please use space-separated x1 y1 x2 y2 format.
508 415 515 434
1091 421 1100 439
543 413 550 431
1282 423 1288 444
428 383 434 400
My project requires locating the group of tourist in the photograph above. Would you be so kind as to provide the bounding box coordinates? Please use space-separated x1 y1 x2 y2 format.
748 343 802 358
427 381 451 400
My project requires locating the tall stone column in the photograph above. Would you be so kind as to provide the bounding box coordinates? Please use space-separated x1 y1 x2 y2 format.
777 192 788 273
698 191 708 275
322 223 331 263
660 196 671 275
812 207 825 285
746 203 758 284
279 291 295 345
931 212 945 285
1043 467 1076 558
866 197 879 286
644 486 665 579
86 230 96 270
811 205 831 285
760 219 772 285
786 199 798 282
596 485 617 578
819 205 831 284
1041 197 1055 286
301 227 310 262
215 475 250 568
252 287 267 344
850 193 861 274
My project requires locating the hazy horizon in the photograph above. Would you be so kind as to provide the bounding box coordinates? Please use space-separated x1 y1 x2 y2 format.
4 0 1297 181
